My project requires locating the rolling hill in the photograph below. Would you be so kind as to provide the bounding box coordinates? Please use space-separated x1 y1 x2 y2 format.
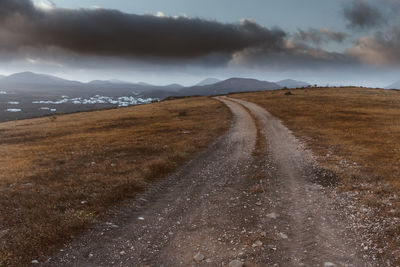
196 78 221 86
0 72 183 98
1 71 82 87
277 79 310 88
177 77 281 96
0 72 285 99
386 80 400 89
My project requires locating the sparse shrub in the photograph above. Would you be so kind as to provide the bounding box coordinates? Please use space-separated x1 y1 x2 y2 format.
178 110 188 116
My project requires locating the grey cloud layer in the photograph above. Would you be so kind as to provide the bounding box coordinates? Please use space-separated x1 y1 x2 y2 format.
0 0 286 59
340 0 400 66
1 0 399 72
294 28 347 45
343 0 385 29
348 25 400 66
0 0 35 18
229 42 359 71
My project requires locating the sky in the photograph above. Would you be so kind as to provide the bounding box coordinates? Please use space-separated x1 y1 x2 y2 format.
0 0 399 86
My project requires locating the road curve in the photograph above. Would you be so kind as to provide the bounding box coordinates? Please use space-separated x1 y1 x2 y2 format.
45 97 258 266
44 97 376 266
227 97 369 266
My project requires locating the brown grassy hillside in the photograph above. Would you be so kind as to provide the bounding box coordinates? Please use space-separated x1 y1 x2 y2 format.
0 97 231 266
232 87 400 263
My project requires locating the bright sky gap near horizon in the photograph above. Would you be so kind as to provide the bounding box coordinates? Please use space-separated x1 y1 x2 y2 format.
1 0 400 86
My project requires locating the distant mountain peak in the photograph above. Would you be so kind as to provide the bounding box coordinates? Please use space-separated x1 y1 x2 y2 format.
166 83 184 87
278 79 298 83
177 77 281 96
108 79 129 84
277 79 310 88
137 82 152 86
386 80 400 89
4 71 73 84
88 79 131 85
196 78 221 86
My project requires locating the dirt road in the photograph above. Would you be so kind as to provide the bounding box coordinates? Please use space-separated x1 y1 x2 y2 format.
44 97 377 266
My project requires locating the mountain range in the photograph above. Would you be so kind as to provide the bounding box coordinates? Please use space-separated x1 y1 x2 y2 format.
0 72 184 98
0 72 314 98
177 78 281 96
2 72 82 87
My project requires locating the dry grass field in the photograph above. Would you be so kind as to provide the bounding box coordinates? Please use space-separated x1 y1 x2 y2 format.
232 87 400 263
0 97 231 266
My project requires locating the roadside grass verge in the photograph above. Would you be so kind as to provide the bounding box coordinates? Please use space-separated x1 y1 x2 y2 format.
232 87 400 263
0 97 231 266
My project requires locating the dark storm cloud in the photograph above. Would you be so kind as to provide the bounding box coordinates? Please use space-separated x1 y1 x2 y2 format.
341 0 400 67
0 0 35 18
0 0 386 73
343 0 386 30
0 0 286 60
294 28 347 45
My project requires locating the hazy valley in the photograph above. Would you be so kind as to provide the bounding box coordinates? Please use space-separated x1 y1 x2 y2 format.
0 72 313 122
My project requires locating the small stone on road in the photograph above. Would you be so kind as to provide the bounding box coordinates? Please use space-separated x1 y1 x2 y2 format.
193 252 205 262
279 232 288 239
324 262 337 267
229 259 244 267
267 212 279 219
252 240 263 248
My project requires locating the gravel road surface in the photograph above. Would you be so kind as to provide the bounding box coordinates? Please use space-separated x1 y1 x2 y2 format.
43 97 378 266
